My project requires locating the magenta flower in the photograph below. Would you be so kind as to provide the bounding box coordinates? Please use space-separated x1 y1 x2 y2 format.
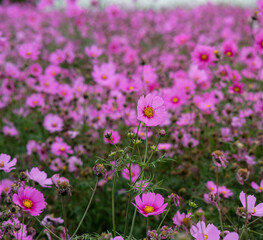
85 45 103 58
206 181 217 194
0 179 14 195
12 187 47 216
251 180 263 192
2 126 19 137
137 94 166 127
122 164 141 182
50 137 73 157
92 63 116 86
190 221 220 240
110 237 124 240
132 192 168 217
26 167 52 188
254 30 263 54
223 232 239 240
239 191 263 217
191 45 216 68
218 186 233 198
0 153 17 173
43 114 63 133
26 94 45 108
18 43 40 60
173 211 191 226
229 82 244 94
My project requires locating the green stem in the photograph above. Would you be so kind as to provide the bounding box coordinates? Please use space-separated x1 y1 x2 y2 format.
112 172 117 237
128 207 137 240
71 179 98 238
146 217 149 238
20 213 24 240
244 185 249 239
34 217 62 240
216 168 224 237
249 229 263 236
157 203 171 232
143 127 148 163
61 197 69 240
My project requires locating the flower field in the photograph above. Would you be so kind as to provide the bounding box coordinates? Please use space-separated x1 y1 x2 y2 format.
1 0 263 239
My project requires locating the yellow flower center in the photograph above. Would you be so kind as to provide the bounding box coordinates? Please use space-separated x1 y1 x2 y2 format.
130 172 134 177
172 97 179 103
226 51 232 56
22 199 33 209
222 191 227 194
210 187 214 191
204 234 208 239
0 161 4 168
51 71 57 76
201 54 208 60
182 217 190 225
61 91 67 96
26 51 32 56
62 165 67 171
144 205 154 214
206 104 211 108
259 187 263 190
214 50 219 55
261 41 263 47
33 100 38 105
143 107 154 118
44 82 50 86
101 75 108 80
129 86 134 90
60 147 65 152
234 87 240 92
52 123 57 127
4 187 9 192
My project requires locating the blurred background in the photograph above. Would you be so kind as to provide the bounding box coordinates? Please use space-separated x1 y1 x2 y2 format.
58 0 257 8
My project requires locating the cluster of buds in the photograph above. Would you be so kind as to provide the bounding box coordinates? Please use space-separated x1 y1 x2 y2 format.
212 150 228 169
236 168 250 185
52 174 71 196
93 164 107 180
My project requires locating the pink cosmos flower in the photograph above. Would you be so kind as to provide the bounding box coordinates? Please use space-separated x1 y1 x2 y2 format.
229 82 244 94
173 33 190 45
223 232 239 240
67 156 83 172
135 180 150 191
12 186 47 216
111 237 124 240
173 211 191 226
222 40 238 58
26 94 45 108
122 164 141 182
251 180 263 192
50 137 73 157
104 129 120 144
162 88 187 109
218 186 233 198
206 181 217 194
191 45 216 69
26 167 52 188
51 174 70 188
239 191 263 217
137 94 166 127
258 0 263 11
28 63 42 76
92 63 116 86
18 43 40 60
2 125 19 137
132 192 168 217
43 114 63 133
49 49 65 65
0 179 14 195
190 221 220 240
85 45 103 58
0 153 17 173
3 218 33 240
176 112 195 126
254 30 263 54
